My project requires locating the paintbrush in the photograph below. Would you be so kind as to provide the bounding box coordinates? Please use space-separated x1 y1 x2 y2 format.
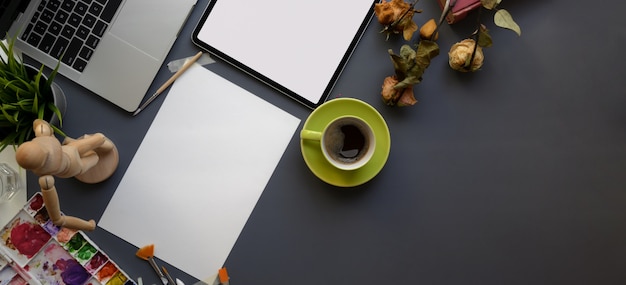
136 244 169 285
162 265 176 285
132 51 203 116
0 247 42 285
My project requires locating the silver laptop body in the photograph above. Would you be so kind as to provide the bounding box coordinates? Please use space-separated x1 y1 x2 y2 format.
6 0 197 112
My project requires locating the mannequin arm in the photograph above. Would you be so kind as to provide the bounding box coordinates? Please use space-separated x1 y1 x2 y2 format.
63 134 107 155
39 176 96 231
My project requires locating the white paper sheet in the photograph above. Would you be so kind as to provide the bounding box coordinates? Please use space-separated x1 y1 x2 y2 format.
99 64 300 281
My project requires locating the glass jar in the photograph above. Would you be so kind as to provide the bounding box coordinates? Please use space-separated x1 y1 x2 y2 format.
0 163 22 202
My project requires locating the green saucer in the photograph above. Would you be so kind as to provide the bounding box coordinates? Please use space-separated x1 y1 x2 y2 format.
300 98 391 187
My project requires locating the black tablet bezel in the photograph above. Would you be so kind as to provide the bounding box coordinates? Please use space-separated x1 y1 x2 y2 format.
191 0 377 110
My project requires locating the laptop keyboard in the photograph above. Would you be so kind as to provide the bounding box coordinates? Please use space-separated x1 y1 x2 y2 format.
21 0 123 72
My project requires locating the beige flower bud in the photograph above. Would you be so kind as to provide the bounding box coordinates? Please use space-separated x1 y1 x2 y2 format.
448 39 484 72
419 18 438 40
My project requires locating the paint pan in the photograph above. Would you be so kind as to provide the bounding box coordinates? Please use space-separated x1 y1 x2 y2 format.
0 192 138 284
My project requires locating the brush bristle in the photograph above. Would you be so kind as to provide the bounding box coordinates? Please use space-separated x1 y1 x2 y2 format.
136 244 155 260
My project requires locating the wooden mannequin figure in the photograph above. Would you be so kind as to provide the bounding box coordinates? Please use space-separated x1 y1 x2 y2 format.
15 119 119 231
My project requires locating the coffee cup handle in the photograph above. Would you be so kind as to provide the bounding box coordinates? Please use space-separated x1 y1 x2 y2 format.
300 129 322 141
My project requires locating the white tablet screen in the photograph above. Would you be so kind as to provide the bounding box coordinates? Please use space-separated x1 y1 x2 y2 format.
192 0 377 109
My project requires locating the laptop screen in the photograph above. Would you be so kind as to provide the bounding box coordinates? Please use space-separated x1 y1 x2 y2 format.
0 0 27 38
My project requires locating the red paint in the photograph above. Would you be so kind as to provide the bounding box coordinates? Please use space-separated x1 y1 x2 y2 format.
10 222 51 258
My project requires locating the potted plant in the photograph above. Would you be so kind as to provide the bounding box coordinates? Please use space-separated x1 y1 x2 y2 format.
0 34 66 152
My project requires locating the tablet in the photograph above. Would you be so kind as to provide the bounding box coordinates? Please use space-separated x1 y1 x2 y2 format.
192 0 377 109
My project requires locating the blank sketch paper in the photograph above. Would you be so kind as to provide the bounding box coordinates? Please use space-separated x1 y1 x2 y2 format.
99 64 301 281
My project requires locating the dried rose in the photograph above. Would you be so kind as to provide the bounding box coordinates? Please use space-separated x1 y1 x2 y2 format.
448 39 484 72
381 76 417 106
396 87 418 106
381 76 400 105
382 41 439 107
374 1 397 25
374 0 419 41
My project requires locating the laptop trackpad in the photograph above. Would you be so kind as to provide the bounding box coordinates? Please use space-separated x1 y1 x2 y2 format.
80 34 159 111
108 0 191 58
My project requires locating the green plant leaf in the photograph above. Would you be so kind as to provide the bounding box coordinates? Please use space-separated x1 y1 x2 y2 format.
494 9 521 36
0 33 65 150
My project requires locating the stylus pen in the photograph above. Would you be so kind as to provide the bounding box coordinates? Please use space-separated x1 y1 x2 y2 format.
133 51 203 116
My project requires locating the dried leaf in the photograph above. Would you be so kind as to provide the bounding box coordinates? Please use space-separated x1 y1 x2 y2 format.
391 42 439 90
388 47 411 80
481 0 498 10
494 9 521 36
396 74 421 90
402 21 419 41
393 45 420 89
399 44 417 62
389 54 407 77
477 25 493 47
415 40 440 67
384 41 439 106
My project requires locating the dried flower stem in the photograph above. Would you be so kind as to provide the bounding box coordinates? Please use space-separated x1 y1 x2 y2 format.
466 6 483 70
438 0 458 27
430 0 457 41
397 0 420 24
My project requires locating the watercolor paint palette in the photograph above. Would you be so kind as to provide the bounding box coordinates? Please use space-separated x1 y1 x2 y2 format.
0 193 136 285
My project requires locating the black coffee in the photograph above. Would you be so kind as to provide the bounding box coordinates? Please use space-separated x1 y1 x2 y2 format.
323 118 371 165
339 125 365 159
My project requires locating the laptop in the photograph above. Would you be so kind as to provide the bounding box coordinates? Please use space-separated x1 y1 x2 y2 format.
0 0 197 112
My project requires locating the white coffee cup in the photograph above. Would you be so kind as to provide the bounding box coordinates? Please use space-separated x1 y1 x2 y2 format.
300 115 376 171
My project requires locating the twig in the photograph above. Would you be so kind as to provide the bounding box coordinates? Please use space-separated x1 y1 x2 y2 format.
430 0 457 41
466 6 483 70
438 0 457 26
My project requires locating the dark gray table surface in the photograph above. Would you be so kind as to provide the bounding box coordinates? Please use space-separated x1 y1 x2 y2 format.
24 0 626 284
